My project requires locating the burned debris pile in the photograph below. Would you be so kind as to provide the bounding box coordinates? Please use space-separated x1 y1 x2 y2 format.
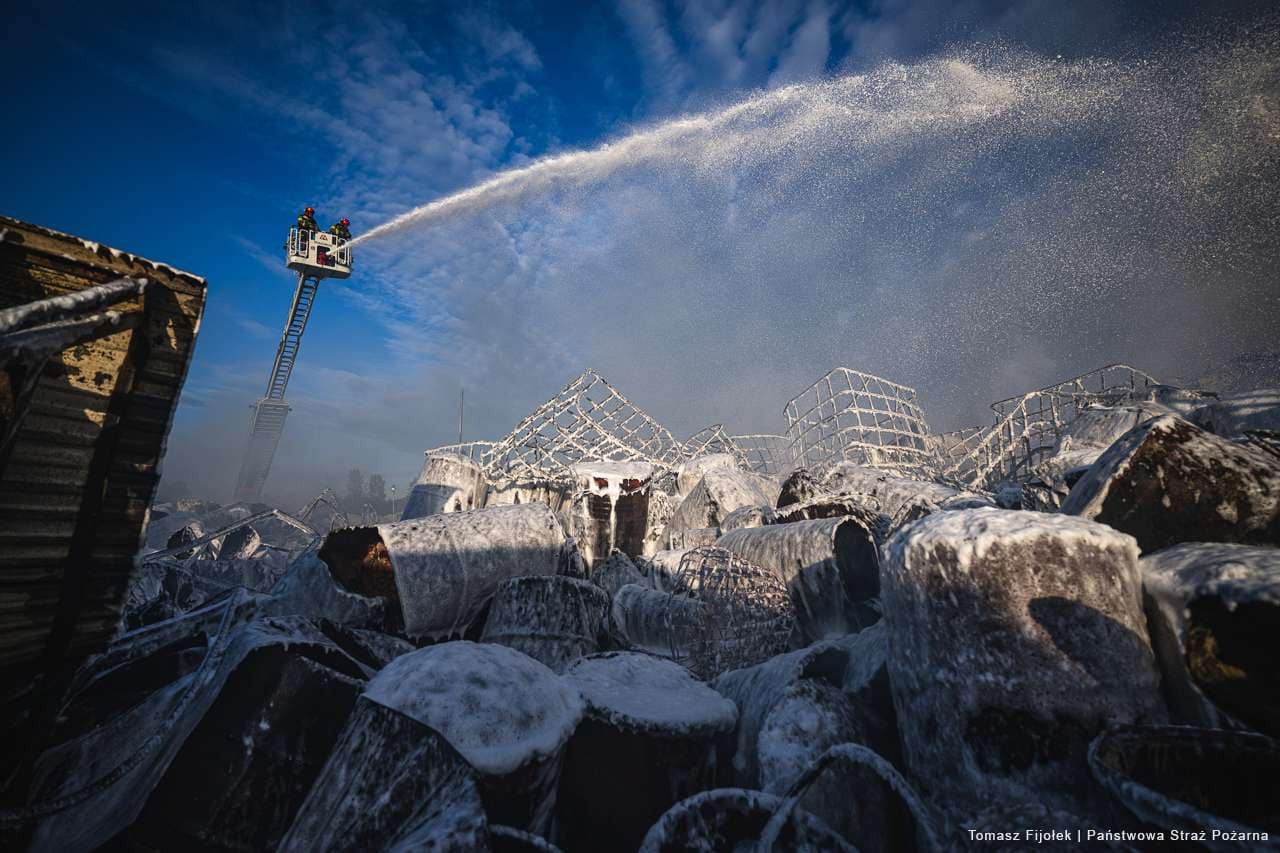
4 364 1280 851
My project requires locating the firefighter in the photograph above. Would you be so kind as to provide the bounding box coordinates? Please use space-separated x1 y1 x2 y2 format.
329 217 352 240
297 207 319 233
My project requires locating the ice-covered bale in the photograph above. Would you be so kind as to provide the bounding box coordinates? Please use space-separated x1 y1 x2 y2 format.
777 468 823 509
717 516 880 641
364 642 584 834
881 508 1166 820
18 602 369 851
279 696 489 852
318 503 572 640
1141 543 1280 736
666 468 778 536
610 549 796 680
1033 403 1174 500
719 503 777 532
822 463 974 517
1061 414 1280 553
591 551 647 597
1190 388 1280 438
1089 725 1280 847
666 526 720 550
557 652 738 852
756 680 896 850
566 461 653 566
645 549 688 590
676 453 739 496
481 575 611 673
774 494 891 545
400 450 488 519
637 788 856 852
641 489 675 557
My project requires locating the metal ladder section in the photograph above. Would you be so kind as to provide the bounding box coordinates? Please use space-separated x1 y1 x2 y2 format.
233 272 321 501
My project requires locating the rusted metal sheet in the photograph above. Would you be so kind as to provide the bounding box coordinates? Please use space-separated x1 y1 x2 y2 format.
0 215 207 676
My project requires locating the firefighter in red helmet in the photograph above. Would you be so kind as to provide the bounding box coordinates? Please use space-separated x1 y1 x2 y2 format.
297 206 318 234
329 217 352 240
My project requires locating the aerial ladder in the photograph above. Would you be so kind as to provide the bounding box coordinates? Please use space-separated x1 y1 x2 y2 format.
233 227 352 502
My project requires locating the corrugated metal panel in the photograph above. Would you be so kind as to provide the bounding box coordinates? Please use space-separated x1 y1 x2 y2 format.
0 215 207 675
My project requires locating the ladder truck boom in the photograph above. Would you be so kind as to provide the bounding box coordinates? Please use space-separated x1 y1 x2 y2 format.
233 227 352 502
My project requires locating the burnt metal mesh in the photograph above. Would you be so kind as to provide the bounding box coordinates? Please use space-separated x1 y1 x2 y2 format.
937 363 1159 490
729 433 798 477
662 546 795 680
783 367 938 479
476 369 684 486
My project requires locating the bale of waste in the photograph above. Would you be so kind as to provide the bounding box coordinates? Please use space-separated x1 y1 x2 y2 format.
610 549 795 681
881 508 1167 819
557 652 738 852
318 503 572 640
400 450 488 520
637 788 855 852
481 575 611 673
14 599 367 851
717 516 879 641
667 468 777 535
1089 725 1280 849
777 467 823 509
822 463 972 517
756 680 900 851
646 549 689 591
566 461 654 565
774 494 890 545
265 551 393 630
363 642 584 835
591 551 647 597
667 526 720 550
1061 414 1280 553
641 489 675 557
720 503 777 532
1141 543 1280 736
278 696 489 852
676 453 739 496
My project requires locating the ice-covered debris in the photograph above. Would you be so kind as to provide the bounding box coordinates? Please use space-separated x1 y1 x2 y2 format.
558 651 734 852
822 463 971 517
319 503 569 639
1061 414 1280 553
777 467 823 509
675 453 738 496
645 548 688 590
265 552 393 631
565 651 737 737
1088 725 1280 846
773 494 891 545
364 641 584 777
1190 388 1280 439
591 550 647 596
717 515 879 641
719 503 777 531
637 788 856 852
1056 403 1175 453
480 575 611 672
400 450 488 519
278 696 488 852
881 508 1165 820
758 679 863 795
566 460 654 565
1141 542 1280 735
18 602 368 851
666 467 778 535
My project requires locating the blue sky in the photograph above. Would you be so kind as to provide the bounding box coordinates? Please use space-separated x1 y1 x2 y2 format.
3 0 1276 507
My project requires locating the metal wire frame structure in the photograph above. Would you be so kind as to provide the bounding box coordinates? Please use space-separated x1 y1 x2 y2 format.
661 546 796 680
681 424 747 464
937 363 1159 490
435 369 686 487
727 433 799 477
783 368 939 480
